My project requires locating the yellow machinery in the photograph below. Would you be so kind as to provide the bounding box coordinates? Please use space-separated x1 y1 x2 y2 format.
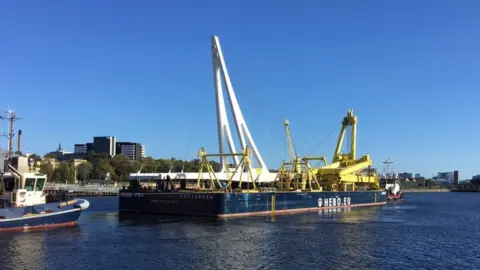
196 146 258 193
275 119 324 191
314 109 380 191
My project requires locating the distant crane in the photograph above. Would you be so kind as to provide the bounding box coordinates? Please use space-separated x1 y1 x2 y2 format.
284 119 301 173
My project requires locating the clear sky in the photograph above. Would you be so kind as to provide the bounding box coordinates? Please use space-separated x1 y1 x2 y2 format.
1 1 479 179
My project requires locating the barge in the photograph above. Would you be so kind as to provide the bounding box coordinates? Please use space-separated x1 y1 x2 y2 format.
119 35 387 217
119 189 385 218
119 109 387 218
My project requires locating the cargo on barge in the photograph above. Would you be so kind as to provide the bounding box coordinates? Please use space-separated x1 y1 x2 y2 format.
118 35 387 217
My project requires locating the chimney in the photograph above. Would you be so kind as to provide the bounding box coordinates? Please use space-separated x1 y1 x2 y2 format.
18 129 22 154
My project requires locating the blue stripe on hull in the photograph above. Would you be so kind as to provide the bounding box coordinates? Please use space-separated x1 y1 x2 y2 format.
0 198 90 231
0 210 82 230
119 191 387 217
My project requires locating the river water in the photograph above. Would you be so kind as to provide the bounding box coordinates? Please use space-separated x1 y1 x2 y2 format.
1 192 479 270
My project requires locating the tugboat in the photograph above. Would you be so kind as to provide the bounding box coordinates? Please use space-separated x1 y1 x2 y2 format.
0 109 89 232
0 156 90 232
380 159 404 201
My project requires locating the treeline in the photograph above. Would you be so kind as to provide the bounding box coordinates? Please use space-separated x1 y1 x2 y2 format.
37 151 220 184
398 178 442 189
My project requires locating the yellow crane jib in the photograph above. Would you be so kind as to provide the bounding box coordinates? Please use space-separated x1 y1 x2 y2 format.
315 109 380 191
284 119 301 174
333 108 357 163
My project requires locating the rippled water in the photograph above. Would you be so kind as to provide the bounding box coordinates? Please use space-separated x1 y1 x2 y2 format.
1 193 479 270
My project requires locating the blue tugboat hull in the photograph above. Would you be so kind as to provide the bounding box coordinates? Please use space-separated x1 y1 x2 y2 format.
119 191 387 218
0 198 90 232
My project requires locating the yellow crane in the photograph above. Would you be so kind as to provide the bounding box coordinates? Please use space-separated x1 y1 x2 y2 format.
275 119 323 191
315 109 379 191
284 119 301 173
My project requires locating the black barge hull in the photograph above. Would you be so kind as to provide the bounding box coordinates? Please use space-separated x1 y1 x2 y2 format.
119 190 387 218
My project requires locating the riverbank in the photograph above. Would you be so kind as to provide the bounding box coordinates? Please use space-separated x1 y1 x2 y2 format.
403 188 450 192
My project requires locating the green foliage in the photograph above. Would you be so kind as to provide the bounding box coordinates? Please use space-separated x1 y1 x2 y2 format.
29 154 42 163
52 161 76 184
33 151 222 184
44 153 58 159
39 161 55 180
110 155 133 182
77 161 93 181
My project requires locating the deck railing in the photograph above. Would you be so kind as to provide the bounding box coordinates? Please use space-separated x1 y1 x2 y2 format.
44 183 120 194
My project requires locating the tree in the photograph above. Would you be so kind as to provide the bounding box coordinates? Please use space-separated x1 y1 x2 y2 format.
92 158 115 180
39 161 55 180
77 161 93 182
110 155 133 182
155 158 173 172
54 161 75 184
44 153 58 159
141 157 157 173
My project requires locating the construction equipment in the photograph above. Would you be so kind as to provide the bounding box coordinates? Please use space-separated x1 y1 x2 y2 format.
275 119 324 191
196 146 258 193
315 109 379 191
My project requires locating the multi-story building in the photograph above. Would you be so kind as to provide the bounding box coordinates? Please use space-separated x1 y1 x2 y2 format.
437 172 454 183
74 137 144 159
116 142 143 160
398 172 413 180
140 144 145 158
453 170 459 185
74 144 87 154
86 142 94 153
93 136 116 156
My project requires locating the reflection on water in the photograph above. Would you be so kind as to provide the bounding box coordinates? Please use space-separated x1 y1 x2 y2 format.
1 194 480 270
0 231 46 270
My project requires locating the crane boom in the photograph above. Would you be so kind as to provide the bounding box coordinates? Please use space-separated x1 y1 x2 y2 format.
284 119 297 161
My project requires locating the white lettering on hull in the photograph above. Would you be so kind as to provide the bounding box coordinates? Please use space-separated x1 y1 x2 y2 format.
317 197 351 208
119 193 145 198
179 194 215 200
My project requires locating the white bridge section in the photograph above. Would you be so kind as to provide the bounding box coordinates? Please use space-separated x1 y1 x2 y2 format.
164 36 277 183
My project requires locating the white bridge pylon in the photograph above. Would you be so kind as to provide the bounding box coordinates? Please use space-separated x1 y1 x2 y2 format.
163 36 277 183
212 35 268 174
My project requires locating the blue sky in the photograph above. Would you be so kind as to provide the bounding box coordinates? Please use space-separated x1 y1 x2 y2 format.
1 1 479 178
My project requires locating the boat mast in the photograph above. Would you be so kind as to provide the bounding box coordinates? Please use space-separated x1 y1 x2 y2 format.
382 158 394 178
1 109 21 164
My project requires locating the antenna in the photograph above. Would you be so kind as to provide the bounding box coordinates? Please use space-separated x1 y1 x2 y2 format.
0 109 22 163
382 158 394 177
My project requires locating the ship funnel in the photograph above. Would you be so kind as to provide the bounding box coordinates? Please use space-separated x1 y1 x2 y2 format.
18 129 22 155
